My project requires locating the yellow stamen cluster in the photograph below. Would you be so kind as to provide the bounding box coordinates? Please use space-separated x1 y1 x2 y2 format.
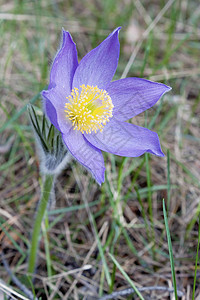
65 84 114 134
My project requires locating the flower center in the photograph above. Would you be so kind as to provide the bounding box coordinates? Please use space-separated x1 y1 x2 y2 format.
65 84 114 134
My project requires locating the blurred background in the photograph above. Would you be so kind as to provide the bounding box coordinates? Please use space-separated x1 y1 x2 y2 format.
0 0 200 299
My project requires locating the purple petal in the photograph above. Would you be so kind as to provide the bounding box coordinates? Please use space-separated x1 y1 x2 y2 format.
85 118 164 157
44 99 61 131
62 129 105 184
41 86 71 134
106 78 171 121
72 27 121 89
49 29 78 96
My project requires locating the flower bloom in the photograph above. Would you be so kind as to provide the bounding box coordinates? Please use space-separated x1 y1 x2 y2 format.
42 28 171 184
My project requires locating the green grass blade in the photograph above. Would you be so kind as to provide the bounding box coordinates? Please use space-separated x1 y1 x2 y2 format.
48 199 100 215
192 213 200 300
0 224 25 257
134 185 151 243
91 214 111 286
145 152 155 258
109 253 145 300
163 199 178 300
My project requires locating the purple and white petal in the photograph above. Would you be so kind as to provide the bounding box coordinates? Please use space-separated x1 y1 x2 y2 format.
62 129 105 185
72 27 120 89
85 118 164 157
106 78 171 121
49 29 78 96
41 86 71 134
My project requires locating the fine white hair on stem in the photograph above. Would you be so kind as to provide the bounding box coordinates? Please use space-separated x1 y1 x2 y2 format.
40 151 72 176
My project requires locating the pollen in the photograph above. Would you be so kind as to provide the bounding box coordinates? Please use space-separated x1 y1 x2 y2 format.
65 84 114 134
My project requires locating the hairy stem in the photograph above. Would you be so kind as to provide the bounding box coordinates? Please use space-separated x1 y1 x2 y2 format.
28 173 54 275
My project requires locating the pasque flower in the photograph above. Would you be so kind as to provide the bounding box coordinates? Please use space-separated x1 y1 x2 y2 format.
42 28 171 184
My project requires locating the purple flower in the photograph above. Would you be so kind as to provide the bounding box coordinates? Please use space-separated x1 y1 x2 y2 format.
41 28 171 185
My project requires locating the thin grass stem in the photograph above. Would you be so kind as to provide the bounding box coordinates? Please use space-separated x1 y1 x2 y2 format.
163 199 178 300
167 149 171 215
